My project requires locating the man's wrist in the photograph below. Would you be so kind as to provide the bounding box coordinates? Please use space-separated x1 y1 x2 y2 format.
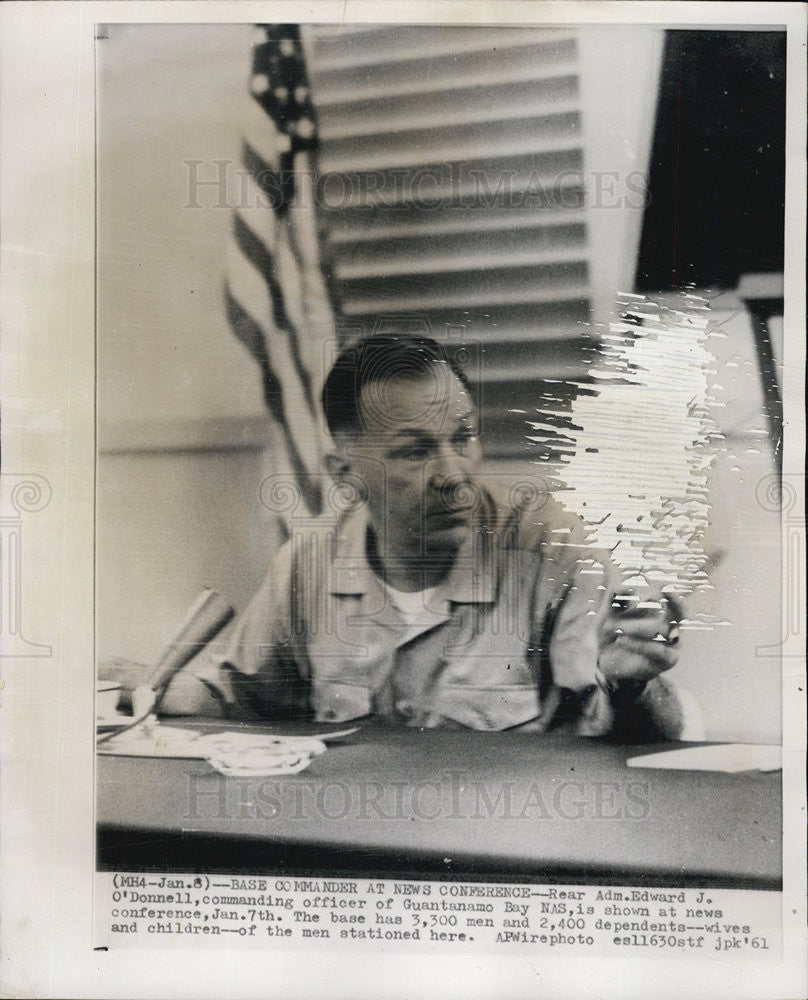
596 668 649 704
160 671 224 717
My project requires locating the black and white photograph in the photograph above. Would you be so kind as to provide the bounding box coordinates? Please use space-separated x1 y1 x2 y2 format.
1 3 805 999
95 18 786 877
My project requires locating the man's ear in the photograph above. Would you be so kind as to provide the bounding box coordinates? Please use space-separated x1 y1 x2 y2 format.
325 446 367 510
325 450 351 483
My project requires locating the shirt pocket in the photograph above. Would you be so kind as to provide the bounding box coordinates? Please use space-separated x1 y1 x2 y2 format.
311 679 373 724
439 684 541 731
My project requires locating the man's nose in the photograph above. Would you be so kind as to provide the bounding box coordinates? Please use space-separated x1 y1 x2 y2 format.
427 444 469 489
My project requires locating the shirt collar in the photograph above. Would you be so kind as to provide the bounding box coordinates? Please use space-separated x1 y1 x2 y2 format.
330 502 496 603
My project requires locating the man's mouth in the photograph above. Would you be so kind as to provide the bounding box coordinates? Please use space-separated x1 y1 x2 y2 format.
426 506 472 522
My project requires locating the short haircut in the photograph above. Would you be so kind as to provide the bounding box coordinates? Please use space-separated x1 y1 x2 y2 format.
322 333 474 438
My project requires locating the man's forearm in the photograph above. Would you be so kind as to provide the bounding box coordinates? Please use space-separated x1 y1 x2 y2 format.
160 671 226 717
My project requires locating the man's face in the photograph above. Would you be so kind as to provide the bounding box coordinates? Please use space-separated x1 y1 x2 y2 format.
344 368 483 560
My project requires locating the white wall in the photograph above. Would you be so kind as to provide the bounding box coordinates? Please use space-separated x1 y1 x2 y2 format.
97 22 263 432
576 24 665 328
97 447 281 664
96 23 279 657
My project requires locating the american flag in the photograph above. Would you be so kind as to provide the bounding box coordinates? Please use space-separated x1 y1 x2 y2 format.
225 24 334 524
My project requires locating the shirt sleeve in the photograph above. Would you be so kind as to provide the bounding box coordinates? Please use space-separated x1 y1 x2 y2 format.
531 503 691 742
537 503 620 692
518 497 618 736
186 539 313 720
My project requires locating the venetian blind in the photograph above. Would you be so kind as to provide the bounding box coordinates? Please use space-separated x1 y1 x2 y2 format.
304 24 659 460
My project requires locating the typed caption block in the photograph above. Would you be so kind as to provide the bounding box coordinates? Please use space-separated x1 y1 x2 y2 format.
95 873 781 957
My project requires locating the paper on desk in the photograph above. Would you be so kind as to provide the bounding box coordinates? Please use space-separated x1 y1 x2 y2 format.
97 725 204 758
97 724 359 769
97 725 333 776
627 743 782 772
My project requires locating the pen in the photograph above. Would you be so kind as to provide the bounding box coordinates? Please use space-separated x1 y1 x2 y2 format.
96 588 234 745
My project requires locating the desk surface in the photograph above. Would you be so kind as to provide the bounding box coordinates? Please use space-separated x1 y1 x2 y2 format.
97 721 781 888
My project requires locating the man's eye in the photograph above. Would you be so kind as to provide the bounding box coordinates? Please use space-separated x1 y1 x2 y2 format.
453 429 478 451
398 446 429 461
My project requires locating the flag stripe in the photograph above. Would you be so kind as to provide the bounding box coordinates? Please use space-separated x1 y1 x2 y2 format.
225 24 335 523
224 284 322 515
236 157 280 240
232 212 316 413
242 88 285 167
225 238 324 474
224 281 288 428
287 153 334 363
242 140 287 209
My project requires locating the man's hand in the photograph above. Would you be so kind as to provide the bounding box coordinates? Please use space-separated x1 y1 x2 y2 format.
97 656 223 717
597 593 681 692
98 657 153 711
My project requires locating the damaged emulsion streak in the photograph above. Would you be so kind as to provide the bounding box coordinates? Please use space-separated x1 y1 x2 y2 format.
527 292 718 609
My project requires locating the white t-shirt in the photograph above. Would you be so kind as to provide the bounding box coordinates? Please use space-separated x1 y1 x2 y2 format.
380 581 448 624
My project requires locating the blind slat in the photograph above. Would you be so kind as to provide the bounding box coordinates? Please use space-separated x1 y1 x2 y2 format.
306 24 597 460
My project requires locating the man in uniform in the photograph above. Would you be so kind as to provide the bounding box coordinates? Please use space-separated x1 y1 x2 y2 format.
157 334 692 741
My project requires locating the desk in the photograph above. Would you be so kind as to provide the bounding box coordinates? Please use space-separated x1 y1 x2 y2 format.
97 721 781 889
